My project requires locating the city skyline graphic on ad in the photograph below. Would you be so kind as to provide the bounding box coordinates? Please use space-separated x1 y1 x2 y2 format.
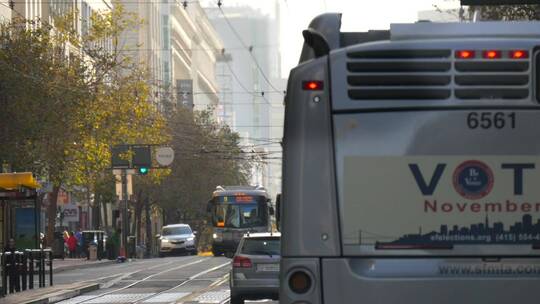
383 214 540 245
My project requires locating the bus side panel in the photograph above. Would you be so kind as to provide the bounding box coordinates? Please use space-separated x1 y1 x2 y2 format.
322 258 540 304
282 56 341 257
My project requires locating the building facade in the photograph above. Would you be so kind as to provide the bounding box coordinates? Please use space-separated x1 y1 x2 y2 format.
168 2 223 113
205 4 285 197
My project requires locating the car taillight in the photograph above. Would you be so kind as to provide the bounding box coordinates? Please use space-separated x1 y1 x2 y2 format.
232 256 252 268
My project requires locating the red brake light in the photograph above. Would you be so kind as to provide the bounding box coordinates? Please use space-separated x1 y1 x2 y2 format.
510 50 528 59
483 50 501 59
303 81 323 91
232 256 252 268
456 50 475 59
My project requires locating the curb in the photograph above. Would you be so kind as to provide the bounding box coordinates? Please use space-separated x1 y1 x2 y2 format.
16 283 100 304
50 259 117 274
49 284 100 304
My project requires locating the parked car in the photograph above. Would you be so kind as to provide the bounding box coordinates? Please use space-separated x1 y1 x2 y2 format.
230 232 280 304
158 224 197 256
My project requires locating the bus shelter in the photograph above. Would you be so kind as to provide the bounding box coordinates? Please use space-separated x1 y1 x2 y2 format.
0 173 41 250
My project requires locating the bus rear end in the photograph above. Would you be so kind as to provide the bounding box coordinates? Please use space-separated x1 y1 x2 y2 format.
281 15 540 304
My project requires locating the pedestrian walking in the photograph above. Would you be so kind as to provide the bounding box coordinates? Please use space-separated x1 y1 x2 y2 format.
3 238 20 292
66 232 77 258
75 228 83 258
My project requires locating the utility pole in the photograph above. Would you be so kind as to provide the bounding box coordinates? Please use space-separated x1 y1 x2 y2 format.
145 196 152 258
121 169 128 257
111 144 173 258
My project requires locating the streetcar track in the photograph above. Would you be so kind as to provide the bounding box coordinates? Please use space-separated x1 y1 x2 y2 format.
56 261 177 288
64 256 209 304
132 261 231 304
173 272 230 303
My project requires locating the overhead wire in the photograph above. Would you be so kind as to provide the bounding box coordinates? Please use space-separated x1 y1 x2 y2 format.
216 3 283 95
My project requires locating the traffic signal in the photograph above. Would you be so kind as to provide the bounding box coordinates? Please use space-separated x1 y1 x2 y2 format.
132 146 151 175
138 167 149 175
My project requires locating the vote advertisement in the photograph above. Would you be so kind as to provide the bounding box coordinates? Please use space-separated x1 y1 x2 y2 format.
342 156 540 246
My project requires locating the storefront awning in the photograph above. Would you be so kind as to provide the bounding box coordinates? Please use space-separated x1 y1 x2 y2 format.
0 172 40 191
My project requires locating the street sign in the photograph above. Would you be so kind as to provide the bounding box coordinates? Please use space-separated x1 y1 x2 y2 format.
155 147 174 166
461 0 539 4
61 204 79 222
177 79 193 107
111 145 130 168
132 146 152 168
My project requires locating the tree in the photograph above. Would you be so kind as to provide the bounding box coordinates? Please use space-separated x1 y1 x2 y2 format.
0 4 168 245
469 4 540 20
0 18 92 244
154 107 252 227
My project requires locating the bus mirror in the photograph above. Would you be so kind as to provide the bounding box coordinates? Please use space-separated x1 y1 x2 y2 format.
206 200 212 212
155 234 161 239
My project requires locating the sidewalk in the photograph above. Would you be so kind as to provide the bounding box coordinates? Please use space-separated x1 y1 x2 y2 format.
51 258 116 274
1 282 99 304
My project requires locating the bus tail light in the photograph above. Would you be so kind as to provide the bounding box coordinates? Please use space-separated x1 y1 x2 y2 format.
483 50 501 59
456 50 475 59
303 81 324 91
289 270 312 294
233 256 252 268
510 50 528 59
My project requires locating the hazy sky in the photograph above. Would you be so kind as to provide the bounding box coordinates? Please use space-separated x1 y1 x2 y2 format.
202 0 461 77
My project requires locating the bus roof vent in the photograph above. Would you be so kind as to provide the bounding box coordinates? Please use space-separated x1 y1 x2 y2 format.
347 49 452 100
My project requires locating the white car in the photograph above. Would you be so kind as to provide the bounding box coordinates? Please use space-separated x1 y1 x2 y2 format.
158 224 197 257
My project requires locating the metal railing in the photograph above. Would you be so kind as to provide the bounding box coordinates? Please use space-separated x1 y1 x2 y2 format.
0 249 53 296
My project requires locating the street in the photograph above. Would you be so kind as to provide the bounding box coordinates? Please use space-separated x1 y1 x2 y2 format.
53 256 278 304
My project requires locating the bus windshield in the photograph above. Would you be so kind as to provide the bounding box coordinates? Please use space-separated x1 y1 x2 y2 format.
212 196 267 228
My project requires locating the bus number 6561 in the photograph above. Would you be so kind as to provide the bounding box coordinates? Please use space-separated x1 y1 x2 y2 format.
467 112 516 130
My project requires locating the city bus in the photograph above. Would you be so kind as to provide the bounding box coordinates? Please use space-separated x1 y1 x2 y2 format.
280 12 540 304
207 186 273 257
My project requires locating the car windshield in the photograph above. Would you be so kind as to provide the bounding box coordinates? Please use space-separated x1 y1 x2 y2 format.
162 227 191 236
241 237 280 256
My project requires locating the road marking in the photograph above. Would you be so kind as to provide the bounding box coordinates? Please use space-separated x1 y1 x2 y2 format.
209 273 229 287
61 260 177 287
85 293 154 303
141 292 190 303
189 262 231 280
194 289 230 303
176 272 231 304
133 261 231 304
61 257 208 304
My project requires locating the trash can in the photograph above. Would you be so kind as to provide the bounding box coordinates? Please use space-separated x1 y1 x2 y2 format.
88 244 98 261
52 231 65 259
127 236 136 258
82 230 105 260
